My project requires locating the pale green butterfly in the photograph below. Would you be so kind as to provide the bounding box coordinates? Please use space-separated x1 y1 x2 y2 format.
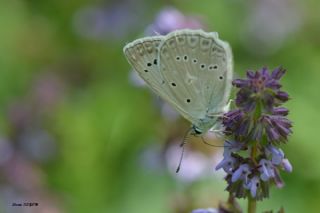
123 29 233 171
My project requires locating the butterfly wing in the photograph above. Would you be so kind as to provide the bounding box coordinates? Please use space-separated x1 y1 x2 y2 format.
158 30 233 129
123 36 167 96
124 35 202 125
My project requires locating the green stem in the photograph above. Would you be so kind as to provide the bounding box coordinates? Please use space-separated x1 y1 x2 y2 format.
248 195 257 213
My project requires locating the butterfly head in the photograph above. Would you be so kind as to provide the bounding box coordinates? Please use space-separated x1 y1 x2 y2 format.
191 125 203 136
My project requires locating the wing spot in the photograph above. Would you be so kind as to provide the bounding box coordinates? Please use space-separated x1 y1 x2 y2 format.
153 59 157 65
200 64 206 69
186 99 191 103
144 70 148 72
202 40 210 46
209 65 218 70
176 56 180 61
147 62 152 67
184 55 188 61
219 76 224 80
193 59 198 63
171 82 176 87
169 39 175 46
178 37 185 43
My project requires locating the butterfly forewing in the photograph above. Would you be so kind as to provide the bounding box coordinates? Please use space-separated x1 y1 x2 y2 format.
123 36 166 95
158 30 233 126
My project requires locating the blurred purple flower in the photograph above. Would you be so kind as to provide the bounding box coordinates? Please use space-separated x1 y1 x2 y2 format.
0 138 13 166
165 142 213 182
192 208 218 213
18 130 57 163
73 0 146 40
145 7 205 36
31 72 65 111
129 7 205 122
242 0 302 55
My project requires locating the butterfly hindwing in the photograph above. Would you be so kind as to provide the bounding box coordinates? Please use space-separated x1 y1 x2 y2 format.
123 36 166 96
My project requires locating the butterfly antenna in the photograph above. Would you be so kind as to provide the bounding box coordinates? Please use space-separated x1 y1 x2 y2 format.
176 128 192 173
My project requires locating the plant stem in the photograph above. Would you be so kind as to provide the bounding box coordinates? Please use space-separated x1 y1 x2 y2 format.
248 195 256 213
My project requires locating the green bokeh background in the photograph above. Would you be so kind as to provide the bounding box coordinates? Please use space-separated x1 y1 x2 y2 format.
0 0 319 213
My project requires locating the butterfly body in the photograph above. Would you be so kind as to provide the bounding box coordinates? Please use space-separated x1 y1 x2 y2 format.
124 29 233 135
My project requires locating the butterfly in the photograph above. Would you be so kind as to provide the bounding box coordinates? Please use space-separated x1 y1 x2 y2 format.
124 29 233 137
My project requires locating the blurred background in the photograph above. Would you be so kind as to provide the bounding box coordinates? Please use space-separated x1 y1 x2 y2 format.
0 0 319 212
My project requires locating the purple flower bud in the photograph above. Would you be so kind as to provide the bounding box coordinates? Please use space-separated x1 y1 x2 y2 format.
232 164 251 183
282 158 293 172
224 109 244 125
246 70 256 79
262 115 292 143
271 116 292 141
273 107 289 116
276 91 289 102
236 118 250 136
266 126 280 142
223 109 245 135
265 79 281 89
232 79 250 88
271 67 286 80
261 67 270 78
